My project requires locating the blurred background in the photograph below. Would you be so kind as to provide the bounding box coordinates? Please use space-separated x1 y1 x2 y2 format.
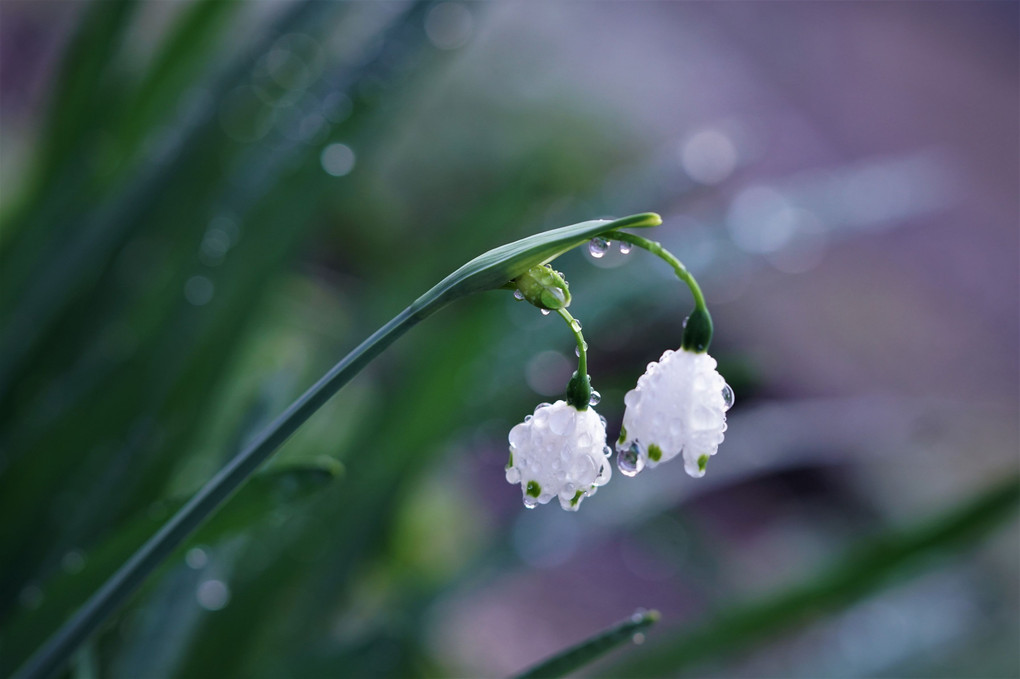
1 1 1017 677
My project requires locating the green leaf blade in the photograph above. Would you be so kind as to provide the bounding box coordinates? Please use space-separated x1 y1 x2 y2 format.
414 212 661 312
514 608 661 679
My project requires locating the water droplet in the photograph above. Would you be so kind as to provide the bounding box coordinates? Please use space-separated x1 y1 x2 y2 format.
603 445 612 457
523 497 537 509
186 547 208 569
632 632 646 645
588 237 609 258
617 443 645 477
513 289 525 301
619 241 632 255
196 579 231 610
575 341 588 357
721 383 734 410
599 415 607 428
540 309 551 316
588 390 601 406
320 142 356 177
61 550 86 574
19 585 43 610
184 275 214 306
570 318 582 331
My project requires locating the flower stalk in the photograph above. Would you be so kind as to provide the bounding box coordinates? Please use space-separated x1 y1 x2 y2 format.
557 307 592 410
610 231 713 352
17 213 661 679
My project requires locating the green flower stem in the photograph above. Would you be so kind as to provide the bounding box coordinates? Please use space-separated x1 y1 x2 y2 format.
16 212 662 679
556 307 587 383
611 231 706 311
556 307 592 410
611 231 713 352
515 608 661 679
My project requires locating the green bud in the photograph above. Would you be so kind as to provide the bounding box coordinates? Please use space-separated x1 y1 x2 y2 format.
513 265 572 310
681 306 713 353
565 369 592 411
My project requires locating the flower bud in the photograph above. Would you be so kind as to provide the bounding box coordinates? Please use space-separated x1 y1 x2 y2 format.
513 265 571 311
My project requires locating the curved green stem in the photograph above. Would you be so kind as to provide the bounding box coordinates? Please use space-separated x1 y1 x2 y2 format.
556 307 587 381
611 231 706 311
15 212 662 679
556 307 592 410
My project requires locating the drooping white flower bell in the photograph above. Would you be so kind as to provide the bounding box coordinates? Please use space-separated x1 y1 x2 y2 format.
506 400 612 511
616 348 733 478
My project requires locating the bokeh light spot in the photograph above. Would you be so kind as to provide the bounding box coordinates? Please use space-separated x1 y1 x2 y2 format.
425 3 473 50
320 143 356 177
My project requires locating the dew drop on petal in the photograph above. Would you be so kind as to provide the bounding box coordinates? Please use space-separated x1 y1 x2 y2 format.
721 383 734 410
540 309 551 316
588 390 601 406
523 497 537 509
603 445 612 457
513 289 525 301
617 443 645 477
588 237 609 258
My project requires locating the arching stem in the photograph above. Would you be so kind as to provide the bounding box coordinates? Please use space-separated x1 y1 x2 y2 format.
611 231 706 311
556 307 591 409
611 231 713 352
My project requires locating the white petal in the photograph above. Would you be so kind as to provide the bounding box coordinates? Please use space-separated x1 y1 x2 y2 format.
616 348 731 478
505 401 611 510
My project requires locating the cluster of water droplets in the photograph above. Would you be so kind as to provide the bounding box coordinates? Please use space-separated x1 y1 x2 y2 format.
589 237 634 259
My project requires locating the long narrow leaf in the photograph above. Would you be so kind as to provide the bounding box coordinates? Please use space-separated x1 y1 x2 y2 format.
515 608 661 679
12 213 659 679
603 477 1020 677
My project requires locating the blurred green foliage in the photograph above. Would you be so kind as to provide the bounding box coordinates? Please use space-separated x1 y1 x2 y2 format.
1 2 1017 678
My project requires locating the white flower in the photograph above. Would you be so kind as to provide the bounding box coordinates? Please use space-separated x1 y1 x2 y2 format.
506 400 612 511
616 348 733 478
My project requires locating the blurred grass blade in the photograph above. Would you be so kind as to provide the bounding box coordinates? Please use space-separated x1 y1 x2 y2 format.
12 213 659 679
604 477 1020 678
0 0 340 398
514 609 660 679
1 461 341 677
21 0 137 205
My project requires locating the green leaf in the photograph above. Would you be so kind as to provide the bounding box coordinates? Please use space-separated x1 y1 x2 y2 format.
1 462 340 678
12 212 659 679
414 213 661 310
514 608 661 679
602 478 1020 677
